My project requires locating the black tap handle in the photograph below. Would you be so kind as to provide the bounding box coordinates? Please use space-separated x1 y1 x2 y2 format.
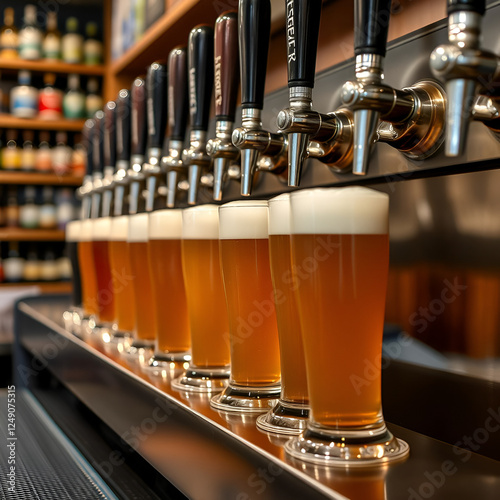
188 25 214 131
146 61 168 149
83 118 94 176
214 11 239 120
103 101 117 168
447 0 486 14
92 110 104 173
116 89 131 164
354 0 392 57
131 76 148 156
239 0 270 108
168 46 189 141
286 0 322 88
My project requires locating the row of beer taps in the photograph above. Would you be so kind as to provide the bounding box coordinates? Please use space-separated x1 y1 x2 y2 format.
79 0 500 218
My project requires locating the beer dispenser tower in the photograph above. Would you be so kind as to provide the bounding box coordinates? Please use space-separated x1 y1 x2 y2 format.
182 25 214 206
101 100 117 218
78 119 95 220
163 46 189 208
206 12 240 201
91 110 105 219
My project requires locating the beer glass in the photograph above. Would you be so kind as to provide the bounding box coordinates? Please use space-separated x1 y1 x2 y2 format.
256 193 309 434
172 205 230 392
63 220 83 334
146 209 191 367
285 187 409 465
210 200 281 412
78 219 99 319
126 213 155 354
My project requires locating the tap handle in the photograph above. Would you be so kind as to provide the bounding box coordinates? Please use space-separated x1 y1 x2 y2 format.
168 46 189 141
188 25 214 131
239 0 270 109
354 0 392 57
214 11 239 120
286 0 322 89
447 0 485 15
146 61 168 149
92 110 104 174
116 89 131 164
83 118 95 176
103 101 117 169
131 76 148 157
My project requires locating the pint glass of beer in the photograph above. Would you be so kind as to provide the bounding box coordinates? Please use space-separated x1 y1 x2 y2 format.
126 213 155 351
210 200 281 412
78 219 99 319
64 220 83 334
256 193 309 434
171 205 230 392
147 209 191 366
285 187 409 465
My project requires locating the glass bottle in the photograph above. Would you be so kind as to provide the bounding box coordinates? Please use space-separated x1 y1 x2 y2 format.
19 185 39 229
83 22 102 65
52 131 71 175
21 130 37 171
42 11 61 60
63 73 86 119
71 134 86 176
38 72 63 120
10 70 38 118
23 246 41 282
56 187 75 229
61 17 83 64
5 187 19 227
39 186 57 229
3 242 25 283
0 7 19 59
35 131 53 172
40 247 59 281
19 4 42 60
2 131 21 170
86 77 103 118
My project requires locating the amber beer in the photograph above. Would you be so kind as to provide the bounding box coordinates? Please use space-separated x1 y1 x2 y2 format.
91 217 115 325
109 216 136 333
65 220 82 309
127 214 155 342
289 187 389 429
219 201 281 387
148 209 190 358
268 194 308 405
181 205 230 368
78 219 99 316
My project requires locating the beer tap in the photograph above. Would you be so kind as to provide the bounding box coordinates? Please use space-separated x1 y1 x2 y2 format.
163 46 189 208
232 0 286 195
101 100 117 217
128 76 148 215
91 110 104 219
78 118 95 220
430 0 498 156
206 11 240 201
114 89 131 216
182 25 214 205
144 61 168 211
340 0 446 174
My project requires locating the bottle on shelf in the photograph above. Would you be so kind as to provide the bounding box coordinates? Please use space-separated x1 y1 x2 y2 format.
83 22 102 65
71 134 86 176
56 187 75 229
52 131 71 175
0 7 19 59
35 131 53 172
42 11 61 61
3 242 25 283
57 248 72 281
63 73 86 119
2 130 21 170
5 187 19 227
39 186 57 229
38 72 63 120
19 4 42 60
19 185 39 229
86 77 103 118
10 70 38 118
61 17 83 64
40 246 59 281
23 246 41 282
21 130 36 171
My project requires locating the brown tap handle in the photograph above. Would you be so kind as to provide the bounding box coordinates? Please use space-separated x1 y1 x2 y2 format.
168 46 189 142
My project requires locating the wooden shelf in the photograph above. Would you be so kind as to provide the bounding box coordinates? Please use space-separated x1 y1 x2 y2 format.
0 171 83 186
0 114 86 131
0 228 66 241
0 281 72 293
0 58 105 76
111 0 217 76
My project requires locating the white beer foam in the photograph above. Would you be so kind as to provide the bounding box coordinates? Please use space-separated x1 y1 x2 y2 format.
110 216 129 241
290 187 389 235
149 209 182 240
80 219 93 242
182 204 219 240
65 220 81 242
128 213 149 242
92 217 112 241
219 200 269 240
268 193 291 235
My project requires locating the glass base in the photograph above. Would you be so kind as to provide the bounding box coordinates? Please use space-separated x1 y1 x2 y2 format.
171 366 230 393
256 399 310 435
101 329 132 354
119 339 154 362
63 307 83 335
210 382 281 413
285 425 410 467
